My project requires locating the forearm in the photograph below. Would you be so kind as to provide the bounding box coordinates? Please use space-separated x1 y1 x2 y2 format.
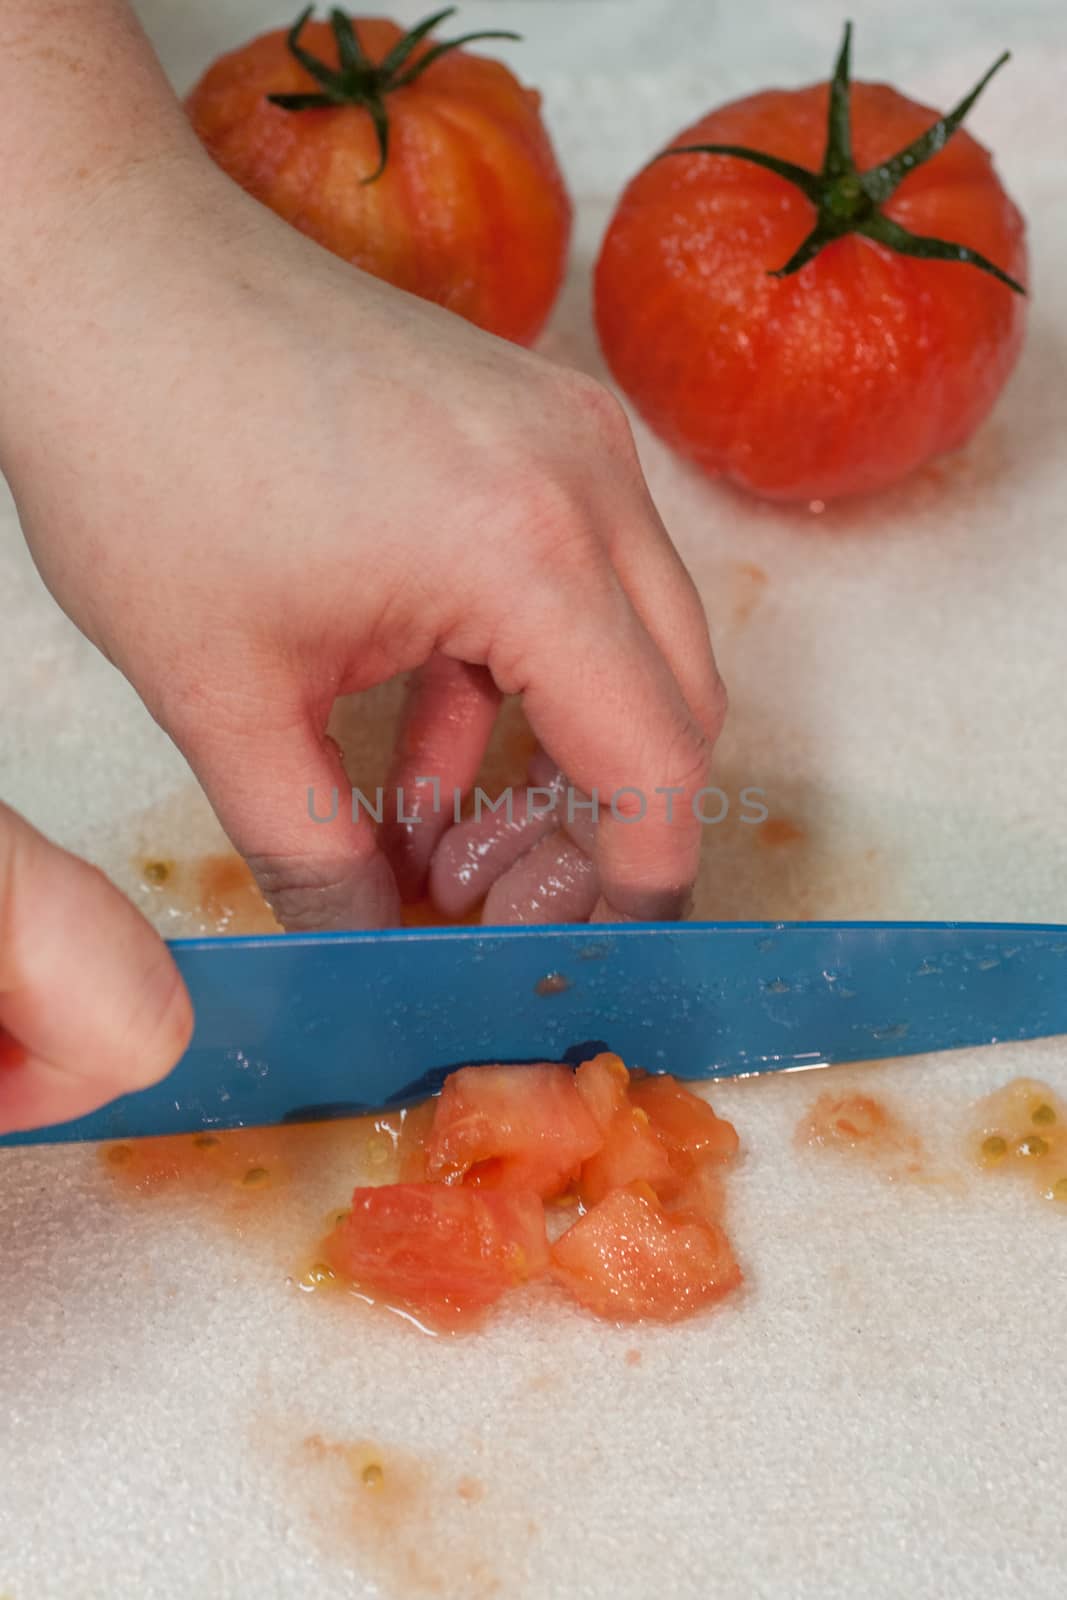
0 2 207 329
2 0 194 197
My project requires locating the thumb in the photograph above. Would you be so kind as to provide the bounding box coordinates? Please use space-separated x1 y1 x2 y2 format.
177 694 400 930
0 801 193 1134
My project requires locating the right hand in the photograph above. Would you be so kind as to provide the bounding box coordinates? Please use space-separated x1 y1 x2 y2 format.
1 143 727 930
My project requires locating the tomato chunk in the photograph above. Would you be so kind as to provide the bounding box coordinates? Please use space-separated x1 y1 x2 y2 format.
575 1052 630 1131
394 1099 436 1182
425 1064 602 1199
667 1159 728 1226
578 1106 674 1208
551 1183 741 1322
629 1076 739 1171
326 1182 549 1332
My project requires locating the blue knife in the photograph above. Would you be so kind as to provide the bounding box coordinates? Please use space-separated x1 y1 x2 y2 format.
3 920 1066 1148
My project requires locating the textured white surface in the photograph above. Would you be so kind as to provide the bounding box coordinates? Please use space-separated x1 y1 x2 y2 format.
3 1 1067 1596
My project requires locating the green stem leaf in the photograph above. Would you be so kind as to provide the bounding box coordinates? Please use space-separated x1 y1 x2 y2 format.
861 50 1011 204
858 211 1026 293
391 29 522 89
329 8 367 76
268 90 340 110
378 6 457 77
286 5 345 94
656 142 821 202
361 95 391 184
822 21 854 180
769 223 838 278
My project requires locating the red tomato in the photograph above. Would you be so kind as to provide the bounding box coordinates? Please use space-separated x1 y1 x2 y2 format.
186 10 571 345
551 1183 742 1322
326 1181 548 1330
425 1064 602 1199
628 1077 739 1174
595 28 1027 501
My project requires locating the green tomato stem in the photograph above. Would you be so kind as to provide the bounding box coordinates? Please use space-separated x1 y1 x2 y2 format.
655 21 1025 294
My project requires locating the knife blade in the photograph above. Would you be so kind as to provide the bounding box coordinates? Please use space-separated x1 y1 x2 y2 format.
3 920 1066 1148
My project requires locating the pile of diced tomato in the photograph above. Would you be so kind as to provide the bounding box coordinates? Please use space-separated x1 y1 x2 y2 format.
325 1055 742 1331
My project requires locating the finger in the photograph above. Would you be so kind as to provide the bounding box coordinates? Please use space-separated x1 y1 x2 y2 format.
0 802 193 1134
589 897 635 924
428 757 564 918
481 832 599 926
174 688 400 930
606 485 728 746
497 574 712 920
526 756 643 922
380 654 501 901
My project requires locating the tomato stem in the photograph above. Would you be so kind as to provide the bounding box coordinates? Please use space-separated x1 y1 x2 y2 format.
657 21 1025 294
267 5 521 183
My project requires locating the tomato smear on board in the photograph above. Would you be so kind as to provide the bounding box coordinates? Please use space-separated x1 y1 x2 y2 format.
798 1090 925 1180
967 1077 1067 1206
323 1054 743 1331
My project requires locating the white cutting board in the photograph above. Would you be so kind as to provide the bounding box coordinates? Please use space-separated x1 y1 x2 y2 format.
2 2 1067 1596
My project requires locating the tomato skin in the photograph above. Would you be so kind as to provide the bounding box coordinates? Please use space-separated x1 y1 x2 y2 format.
326 1181 549 1330
595 82 1027 501
186 17 571 345
425 1064 602 1199
551 1183 742 1322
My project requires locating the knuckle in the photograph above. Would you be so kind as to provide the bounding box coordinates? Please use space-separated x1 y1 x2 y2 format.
704 673 729 741
484 625 532 698
561 372 634 452
514 478 604 581
660 723 714 797
244 850 399 932
244 855 349 931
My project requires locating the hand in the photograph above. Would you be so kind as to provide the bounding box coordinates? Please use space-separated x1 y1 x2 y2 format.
1 150 726 930
0 802 192 1134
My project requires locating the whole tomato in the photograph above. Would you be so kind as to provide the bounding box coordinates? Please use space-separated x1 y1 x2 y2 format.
186 7 572 346
595 27 1028 502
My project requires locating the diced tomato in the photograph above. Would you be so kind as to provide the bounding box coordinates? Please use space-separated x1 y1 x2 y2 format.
575 1052 630 1131
578 1107 674 1208
551 1183 741 1322
628 1076 739 1174
394 1099 436 1182
326 1182 549 1332
310 1059 744 1333
425 1064 602 1199
667 1159 728 1226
